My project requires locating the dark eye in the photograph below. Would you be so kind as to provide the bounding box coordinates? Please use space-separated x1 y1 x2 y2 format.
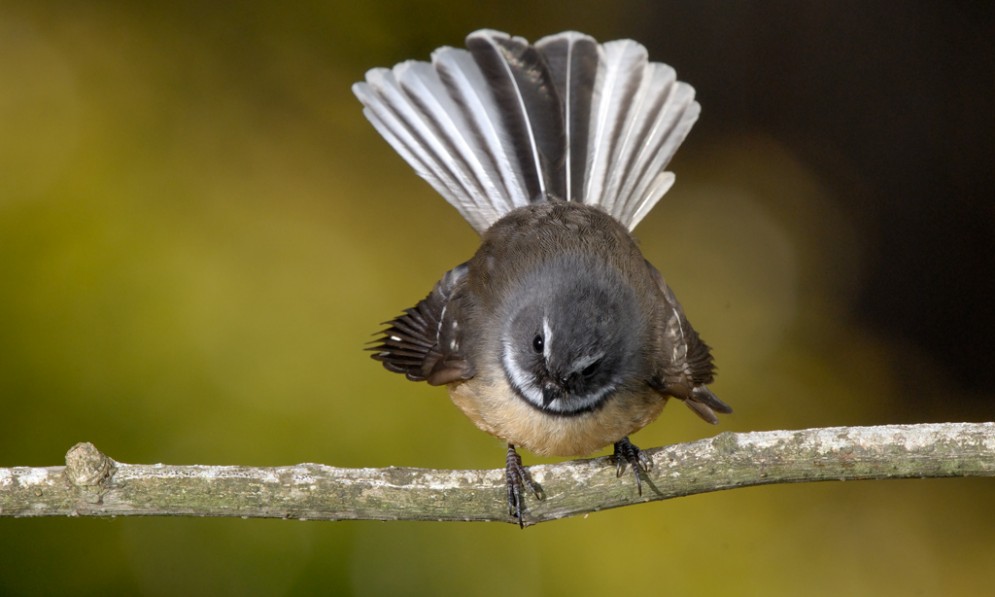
532 334 544 353
581 360 601 378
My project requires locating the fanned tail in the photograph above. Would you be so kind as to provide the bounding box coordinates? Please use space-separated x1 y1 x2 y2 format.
353 29 700 233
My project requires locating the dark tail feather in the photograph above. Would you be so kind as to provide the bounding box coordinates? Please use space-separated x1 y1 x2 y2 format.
466 30 566 202
536 32 599 202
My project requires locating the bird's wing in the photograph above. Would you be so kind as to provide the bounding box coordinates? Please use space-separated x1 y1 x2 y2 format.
369 263 475 385
644 260 732 423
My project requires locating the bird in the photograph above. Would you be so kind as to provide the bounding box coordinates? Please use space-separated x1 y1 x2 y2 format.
353 29 732 526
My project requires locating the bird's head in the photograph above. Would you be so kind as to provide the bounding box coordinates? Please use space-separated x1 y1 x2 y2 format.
500 261 645 415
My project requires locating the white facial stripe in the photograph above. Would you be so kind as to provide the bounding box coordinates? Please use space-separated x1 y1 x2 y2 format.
542 316 552 360
501 338 545 406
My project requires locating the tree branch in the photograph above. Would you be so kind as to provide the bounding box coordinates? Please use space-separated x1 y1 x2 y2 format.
2 423 992 526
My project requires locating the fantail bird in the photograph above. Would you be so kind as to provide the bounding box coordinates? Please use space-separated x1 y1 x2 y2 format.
354 29 732 525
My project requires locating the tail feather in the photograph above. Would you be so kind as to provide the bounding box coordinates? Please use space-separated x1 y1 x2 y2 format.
355 69 484 228
583 40 648 219
535 31 600 202
354 29 700 233
396 61 506 221
610 62 678 226
624 82 700 229
465 29 566 203
434 48 530 212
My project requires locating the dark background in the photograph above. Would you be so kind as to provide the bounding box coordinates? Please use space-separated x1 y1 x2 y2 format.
1 1 993 594
663 2 995 402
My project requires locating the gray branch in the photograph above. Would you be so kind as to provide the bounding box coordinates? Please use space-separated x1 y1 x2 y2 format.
2 423 993 526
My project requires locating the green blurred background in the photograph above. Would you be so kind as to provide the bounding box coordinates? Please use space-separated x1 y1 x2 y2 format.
2 1 994 595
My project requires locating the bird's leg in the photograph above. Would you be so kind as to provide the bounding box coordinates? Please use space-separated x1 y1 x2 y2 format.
505 444 543 528
613 436 653 496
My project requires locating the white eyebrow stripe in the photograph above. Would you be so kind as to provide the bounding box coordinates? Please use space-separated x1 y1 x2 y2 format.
542 316 553 360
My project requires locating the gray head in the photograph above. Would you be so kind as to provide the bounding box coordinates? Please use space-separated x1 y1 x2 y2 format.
499 256 645 415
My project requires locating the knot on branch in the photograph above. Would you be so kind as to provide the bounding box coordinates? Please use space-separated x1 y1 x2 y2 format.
65 442 115 488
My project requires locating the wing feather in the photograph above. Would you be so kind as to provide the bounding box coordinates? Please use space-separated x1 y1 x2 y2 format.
369 263 473 384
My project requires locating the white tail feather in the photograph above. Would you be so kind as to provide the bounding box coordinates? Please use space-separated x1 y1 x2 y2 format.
432 48 531 211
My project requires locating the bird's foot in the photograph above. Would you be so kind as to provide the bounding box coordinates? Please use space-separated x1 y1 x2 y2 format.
505 444 543 528
613 436 653 496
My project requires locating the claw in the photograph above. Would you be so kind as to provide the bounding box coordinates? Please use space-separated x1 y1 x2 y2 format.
505 444 542 527
613 437 651 496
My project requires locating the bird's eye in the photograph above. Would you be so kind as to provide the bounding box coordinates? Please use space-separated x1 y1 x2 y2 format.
581 360 601 378
532 334 544 353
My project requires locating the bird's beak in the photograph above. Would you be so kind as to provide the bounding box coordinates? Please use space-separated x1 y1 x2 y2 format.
542 382 563 406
